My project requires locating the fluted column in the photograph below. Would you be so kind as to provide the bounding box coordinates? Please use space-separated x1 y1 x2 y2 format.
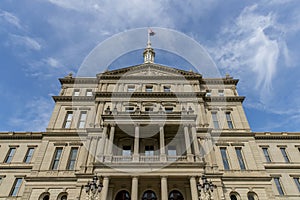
98 126 108 162
133 124 140 162
184 125 193 162
159 125 166 162
106 124 115 162
189 176 199 200
100 177 109 200
131 176 139 200
191 125 201 161
161 176 168 200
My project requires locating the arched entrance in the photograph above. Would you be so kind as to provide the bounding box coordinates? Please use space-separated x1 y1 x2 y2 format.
115 190 131 200
168 190 184 200
142 190 157 200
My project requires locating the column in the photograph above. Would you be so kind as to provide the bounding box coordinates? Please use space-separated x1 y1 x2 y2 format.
133 124 140 162
106 124 115 162
191 125 201 161
98 126 108 162
189 176 199 200
100 177 109 200
131 176 139 200
161 176 168 200
184 125 193 162
160 125 166 162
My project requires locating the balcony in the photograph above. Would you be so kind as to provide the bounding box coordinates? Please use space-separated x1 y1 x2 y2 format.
106 155 190 163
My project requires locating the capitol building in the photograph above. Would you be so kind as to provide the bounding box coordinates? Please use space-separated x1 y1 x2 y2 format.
0 36 299 200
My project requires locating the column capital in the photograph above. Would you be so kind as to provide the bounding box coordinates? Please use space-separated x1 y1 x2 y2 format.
134 123 140 127
110 123 116 127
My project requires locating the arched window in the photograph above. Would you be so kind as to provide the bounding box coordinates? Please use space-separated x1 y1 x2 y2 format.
57 192 68 200
247 192 258 200
115 190 131 200
142 190 157 200
229 192 240 200
168 190 184 200
61 195 67 200
39 192 50 200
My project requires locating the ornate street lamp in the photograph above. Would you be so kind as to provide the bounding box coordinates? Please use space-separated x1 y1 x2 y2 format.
197 175 217 200
85 176 103 200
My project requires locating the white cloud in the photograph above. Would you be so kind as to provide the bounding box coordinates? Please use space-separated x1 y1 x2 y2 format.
9 34 42 50
44 57 62 68
209 4 290 100
8 97 53 131
0 9 22 29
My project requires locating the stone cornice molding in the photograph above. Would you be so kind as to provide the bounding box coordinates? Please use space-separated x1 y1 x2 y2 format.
201 78 239 85
59 77 97 84
95 92 205 98
204 96 245 102
52 96 95 102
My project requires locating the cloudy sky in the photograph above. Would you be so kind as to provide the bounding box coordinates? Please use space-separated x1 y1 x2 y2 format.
0 0 299 132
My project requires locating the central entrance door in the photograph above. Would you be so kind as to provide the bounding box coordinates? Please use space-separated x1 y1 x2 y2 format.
142 190 157 200
115 190 131 200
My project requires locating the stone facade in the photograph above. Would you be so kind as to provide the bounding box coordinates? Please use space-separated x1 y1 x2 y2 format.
0 49 299 200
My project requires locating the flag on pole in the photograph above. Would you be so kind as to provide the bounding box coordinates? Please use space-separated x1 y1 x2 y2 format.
148 28 155 36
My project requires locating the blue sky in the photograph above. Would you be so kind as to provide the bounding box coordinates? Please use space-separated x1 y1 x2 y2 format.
0 0 299 132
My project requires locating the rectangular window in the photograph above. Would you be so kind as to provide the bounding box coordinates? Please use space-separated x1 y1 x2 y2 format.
165 107 173 113
212 112 219 129
235 148 246 170
5 148 16 163
127 85 135 92
145 146 154 156
63 111 73 128
274 177 284 195
220 147 230 170
293 177 300 192
122 146 131 156
218 90 224 96
146 85 153 92
73 89 80 96
206 90 211 97
262 148 271 162
78 111 87 129
164 86 171 92
10 178 23 196
226 112 234 129
51 147 63 170
86 89 93 96
67 147 78 170
280 147 290 163
23 148 34 163
125 107 134 112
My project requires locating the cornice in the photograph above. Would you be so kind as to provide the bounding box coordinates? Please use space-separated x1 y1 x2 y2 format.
95 92 205 99
0 132 43 140
52 96 95 102
59 77 97 84
97 75 202 80
201 78 239 85
255 132 300 140
204 96 245 102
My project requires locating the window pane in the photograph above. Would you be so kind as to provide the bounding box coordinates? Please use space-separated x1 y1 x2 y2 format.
10 178 22 196
165 107 173 113
235 148 246 170
73 89 80 96
280 148 290 163
145 146 154 156
64 112 73 128
230 194 238 200
86 89 93 96
52 148 63 170
206 90 211 97
78 111 87 128
220 148 230 170
24 148 35 163
127 86 135 92
67 148 78 170
146 86 153 92
293 178 300 192
218 90 224 96
212 113 219 129
274 177 284 195
262 148 271 162
164 86 170 92
226 113 234 129
5 148 16 163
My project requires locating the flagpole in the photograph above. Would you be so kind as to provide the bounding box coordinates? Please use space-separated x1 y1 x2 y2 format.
147 29 151 48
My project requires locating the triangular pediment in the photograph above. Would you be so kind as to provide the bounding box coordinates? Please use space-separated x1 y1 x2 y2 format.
98 63 200 77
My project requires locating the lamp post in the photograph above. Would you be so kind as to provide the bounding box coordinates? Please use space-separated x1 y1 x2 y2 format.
85 176 103 200
197 175 217 200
